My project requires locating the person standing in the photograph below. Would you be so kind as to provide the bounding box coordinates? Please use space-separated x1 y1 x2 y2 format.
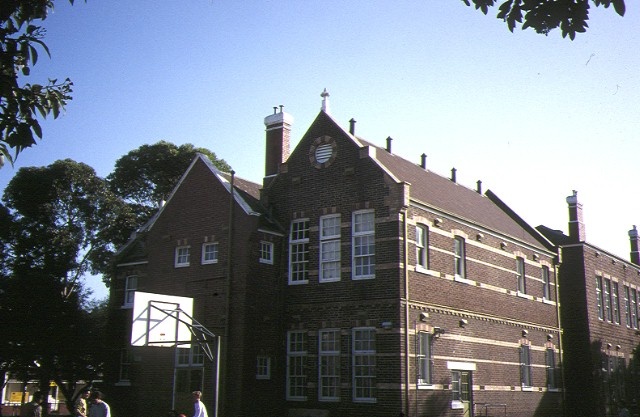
191 391 208 417
89 391 110 417
73 389 90 417
20 392 43 417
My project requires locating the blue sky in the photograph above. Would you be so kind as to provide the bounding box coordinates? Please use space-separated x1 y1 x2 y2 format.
1 1 638 299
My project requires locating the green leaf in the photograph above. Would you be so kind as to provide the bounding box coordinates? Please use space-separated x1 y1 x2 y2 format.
31 120 42 139
29 45 39 66
612 0 625 15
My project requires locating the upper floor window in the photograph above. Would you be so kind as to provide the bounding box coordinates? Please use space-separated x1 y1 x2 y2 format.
542 266 551 300
123 275 138 308
289 219 309 284
596 276 604 320
625 286 632 328
416 225 428 269
320 215 341 282
256 356 271 380
417 331 433 385
612 281 621 324
175 246 190 267
352 210 375 279
352 327 376 402
260 241 274 264
453 236 466 279
516 257 526 294
519 344 532 387
201 242 218 264
318 329 340 401
632 288 639 329
604 278 613 322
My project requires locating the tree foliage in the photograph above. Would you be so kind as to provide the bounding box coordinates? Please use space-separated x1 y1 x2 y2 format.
108 141 231 227
0 0 77 167
0 159 135 413
463 0 626 39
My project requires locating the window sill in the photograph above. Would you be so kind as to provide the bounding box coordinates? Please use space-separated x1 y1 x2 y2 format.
417 384 436 390
288 280 309 285
174 264 190 268
542 298 556 305
352 275 375 281
353 398 377 404
318 398 340 403
517 291 534 300
451 401 464 410
115 381 131 387
521 386 534 392
416 266 439 277
259 259 274 265
120 305 133 310
201 260 219 265
454 275 473 285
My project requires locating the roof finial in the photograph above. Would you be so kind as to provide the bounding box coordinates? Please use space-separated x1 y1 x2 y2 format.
321 88 330 114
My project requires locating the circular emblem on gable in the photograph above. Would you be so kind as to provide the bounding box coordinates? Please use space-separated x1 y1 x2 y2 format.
309 136 337 169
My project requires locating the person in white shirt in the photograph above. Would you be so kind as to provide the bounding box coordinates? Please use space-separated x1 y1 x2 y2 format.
89 391 110 417
191 391 208 417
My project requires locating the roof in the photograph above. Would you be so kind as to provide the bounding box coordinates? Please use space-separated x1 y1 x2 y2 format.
365 139 549 249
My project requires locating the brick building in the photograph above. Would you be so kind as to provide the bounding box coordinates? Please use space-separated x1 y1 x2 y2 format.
538 192 640 417
108 95 563 417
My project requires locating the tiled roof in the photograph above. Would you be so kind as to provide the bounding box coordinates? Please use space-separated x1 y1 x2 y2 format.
362 138 548 249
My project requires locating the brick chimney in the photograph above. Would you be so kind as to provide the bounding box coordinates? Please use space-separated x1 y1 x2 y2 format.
630 225 640 265
264 105 293 177
566 190 585 243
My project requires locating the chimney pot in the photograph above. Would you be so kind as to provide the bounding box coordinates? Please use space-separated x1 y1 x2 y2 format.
349 118 356 135
476 180 482 194
566 190 586 243
264 107 293 177
451 168 457 183
630 225 640 266
420 153 427 169
386 136 392 153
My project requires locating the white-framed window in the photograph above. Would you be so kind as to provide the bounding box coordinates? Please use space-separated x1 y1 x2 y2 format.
625 286 632 328
542 266 551 300
613 281 621 324
451 370 471 401
256 356 271 379
632 288 638 329
596 276 604 320
516 257 526 294
119 349 133 382
352 327 376 402
174 345 205 397
259 241 274 264
546 348 557 389
453 236 466 279
352 210 375 280
519 344 532 387
417 332 433 385
175 246 190 267
318 329 340 401
320 215 341 282
416 225 428 269
287 331 307 400
604 278 613 322
201 242 218 264
289 219 309 284
123 275 138 307
176 344 205 367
